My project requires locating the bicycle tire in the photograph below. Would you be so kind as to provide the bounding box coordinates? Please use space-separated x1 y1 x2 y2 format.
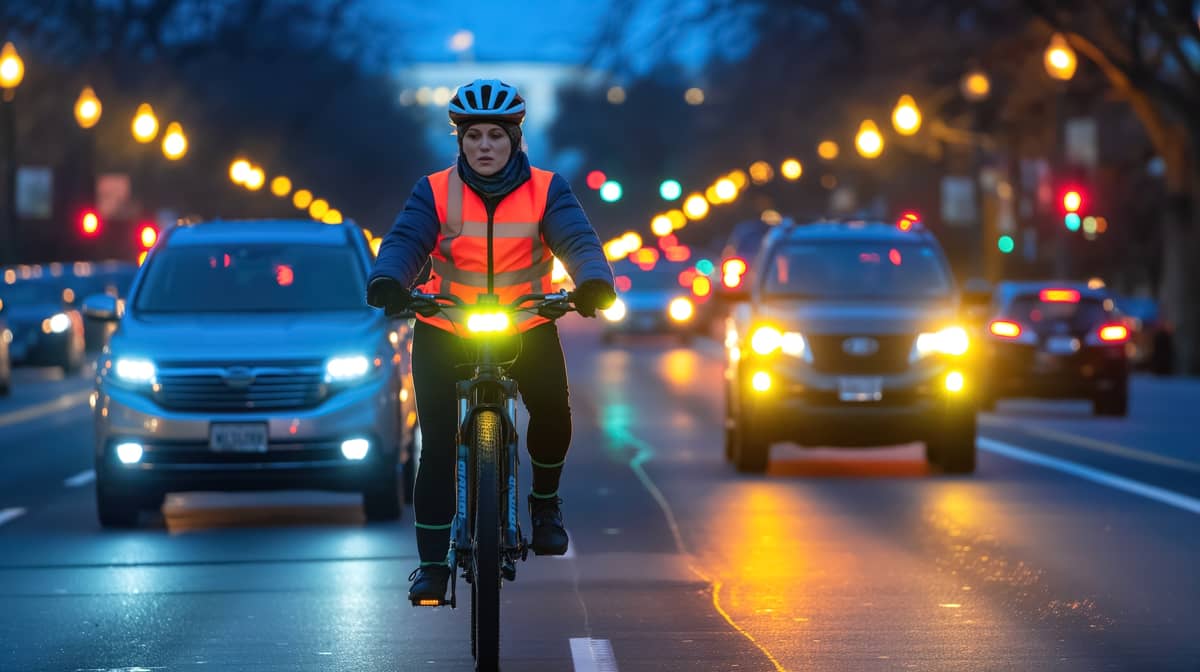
471 410 502 671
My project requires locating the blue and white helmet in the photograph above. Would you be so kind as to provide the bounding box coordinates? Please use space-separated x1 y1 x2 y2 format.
448 79 526 126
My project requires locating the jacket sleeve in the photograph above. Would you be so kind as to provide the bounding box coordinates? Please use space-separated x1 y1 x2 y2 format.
368 177 440 289
541 173 614 288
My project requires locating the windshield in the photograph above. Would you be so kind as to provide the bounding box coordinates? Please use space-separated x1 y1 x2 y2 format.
762 241 951 299
134 243 366 313
615 270 685 292
0 281 67 306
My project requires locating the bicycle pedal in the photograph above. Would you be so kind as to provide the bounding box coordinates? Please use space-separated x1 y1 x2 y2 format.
411 597 450 607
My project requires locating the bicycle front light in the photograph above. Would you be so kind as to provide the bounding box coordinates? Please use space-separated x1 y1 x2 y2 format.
601 299 627 322
466 311 511 333
326 355 371 382
913 326 969 359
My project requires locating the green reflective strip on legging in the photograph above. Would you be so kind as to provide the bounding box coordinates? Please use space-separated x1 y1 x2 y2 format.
420 561 446 567
529 456 565 469
414 521 453 530
530 489 558 499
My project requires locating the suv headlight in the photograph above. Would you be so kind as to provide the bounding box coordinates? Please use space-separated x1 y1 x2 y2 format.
325 355 372 383
913 326 969 359
42 313 72 334
114 357 156 385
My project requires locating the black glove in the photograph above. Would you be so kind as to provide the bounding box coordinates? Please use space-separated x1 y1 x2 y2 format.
573 279 617 318
366 277 411 315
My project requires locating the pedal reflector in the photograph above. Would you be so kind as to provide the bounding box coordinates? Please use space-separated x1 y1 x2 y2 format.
417 599 443 607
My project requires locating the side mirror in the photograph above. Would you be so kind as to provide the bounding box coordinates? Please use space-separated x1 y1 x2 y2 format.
82 293 120 321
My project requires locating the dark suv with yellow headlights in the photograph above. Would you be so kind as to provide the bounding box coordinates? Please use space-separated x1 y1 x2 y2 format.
723 220 976 474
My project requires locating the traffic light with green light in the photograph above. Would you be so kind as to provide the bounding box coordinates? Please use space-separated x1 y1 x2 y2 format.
997 235 1015 254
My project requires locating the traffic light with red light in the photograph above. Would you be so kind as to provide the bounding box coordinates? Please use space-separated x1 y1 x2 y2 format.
79 210 101 237
139 224 158 249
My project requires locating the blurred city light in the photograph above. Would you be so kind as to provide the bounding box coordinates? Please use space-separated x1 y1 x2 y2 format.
705 185 723 204
620 231 642 251
659 179 682 201
293 189 314 209
79 210 101 237
891 94 921 135
370 237 382 256
131 103 159 143
551 257 568 284
749 161 774 184
817 140 839 160
1044 33 1077 81
1082 216 1098 234
727 170 748 190
448 29 475 53
74 87 102 129
664 245 691 263
714 178 737 202
244 167 265 191
855 120 884 158
821 174 838 189
684 194 710 219
692 275 712 297
1064 213 1082 231
651 215 674 237
961 68 991 101
666 209 687 230
229 159 252 185
780 158 803 180
322 209 343 224
271 176 293 197
607 86 626 104
140 225 158 249
161 122 187 160
586 170 607 190
1096 216 1109 233
432 87 453 106
1063 189 1083 212
761 209 783 225
309 198 330 220
0 43 24 90
684 87 705 105
600 180 623 202
696 259 715 275
997 234 1015 254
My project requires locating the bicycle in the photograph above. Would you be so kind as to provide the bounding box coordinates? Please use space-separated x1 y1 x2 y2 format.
398 288 576 671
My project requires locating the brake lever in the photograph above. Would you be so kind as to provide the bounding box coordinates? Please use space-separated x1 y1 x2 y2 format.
537 299 572 319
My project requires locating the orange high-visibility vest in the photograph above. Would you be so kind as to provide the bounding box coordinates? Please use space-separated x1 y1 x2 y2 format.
418 165 555 335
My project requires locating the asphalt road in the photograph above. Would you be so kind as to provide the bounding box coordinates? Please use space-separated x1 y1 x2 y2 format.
1 320 1197 671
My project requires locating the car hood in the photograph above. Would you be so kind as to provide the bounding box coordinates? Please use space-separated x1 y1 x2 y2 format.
755 299 954 335
109 310 386 361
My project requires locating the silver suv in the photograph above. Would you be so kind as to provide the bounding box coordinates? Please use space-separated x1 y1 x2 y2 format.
85 219 417 528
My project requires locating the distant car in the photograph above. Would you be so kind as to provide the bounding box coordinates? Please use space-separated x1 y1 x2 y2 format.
980 282 1130 416
724 219 976 474
0 315 11 396
86 219 418 527
1113 294 1173 375
0 277 86 374
602 259 699 343
66 260 138 352
716 219 771 302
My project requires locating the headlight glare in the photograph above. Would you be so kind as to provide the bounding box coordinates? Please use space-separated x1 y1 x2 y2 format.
326 355 371 382
466 311 511 333
114 358 156 384
601 298 627 322
915 326 969 358
668 297 694 322
46 313 71 334
750 326 782 355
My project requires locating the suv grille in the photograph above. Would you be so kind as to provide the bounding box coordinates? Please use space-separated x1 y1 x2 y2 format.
806 334 914 375
153 363 326 412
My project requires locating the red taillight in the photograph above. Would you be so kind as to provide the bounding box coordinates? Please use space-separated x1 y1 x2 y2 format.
1040 288 1080 303
721 257 747 289
989 320 1022 338
1098 324 1129 342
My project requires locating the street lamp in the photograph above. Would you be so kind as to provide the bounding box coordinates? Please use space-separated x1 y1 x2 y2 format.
651 214 673 237
0 43 24 92
780 158 803 180
293 189 313 210
855 119 884 158
321 209 343 224
1043 33 1077 81
243 166 265 191
271 176 292 197
891 94 921 135
960 68 991 102
714 178 737 202
308 198 329 220
74 87 102 129
817 140 839 160
229 158 252 185
749 161 773 184
683 194 709 220
131 103 159 143
161 122 187 160
1 43 24 263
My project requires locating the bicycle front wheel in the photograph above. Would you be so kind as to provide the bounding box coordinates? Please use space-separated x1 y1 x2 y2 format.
471 410 502 671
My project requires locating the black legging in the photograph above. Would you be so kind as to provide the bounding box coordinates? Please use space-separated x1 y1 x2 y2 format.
410 320 572 564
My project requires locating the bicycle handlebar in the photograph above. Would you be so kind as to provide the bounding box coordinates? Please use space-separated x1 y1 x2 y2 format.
389 289 576 321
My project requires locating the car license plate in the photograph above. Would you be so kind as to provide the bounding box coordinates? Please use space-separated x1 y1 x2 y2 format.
210 423 268 453
838 377 883 402
1045 336 1080 354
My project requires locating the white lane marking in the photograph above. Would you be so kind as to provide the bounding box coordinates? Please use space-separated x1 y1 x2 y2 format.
0 390 91 430
979 438 1200 515
0 507 27 527
64 469 96 487
570 637 618 672
980 416 1200 474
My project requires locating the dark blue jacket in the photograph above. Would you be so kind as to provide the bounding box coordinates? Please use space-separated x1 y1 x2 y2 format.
369 171 614 292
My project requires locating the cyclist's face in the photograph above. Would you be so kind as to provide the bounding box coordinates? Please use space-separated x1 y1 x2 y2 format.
461 123 512 176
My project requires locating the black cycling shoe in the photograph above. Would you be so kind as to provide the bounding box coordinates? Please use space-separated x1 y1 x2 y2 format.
528 494 569 556
408 564 450 605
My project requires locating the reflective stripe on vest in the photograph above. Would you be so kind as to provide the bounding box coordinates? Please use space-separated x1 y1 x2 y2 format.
418 165 556 336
